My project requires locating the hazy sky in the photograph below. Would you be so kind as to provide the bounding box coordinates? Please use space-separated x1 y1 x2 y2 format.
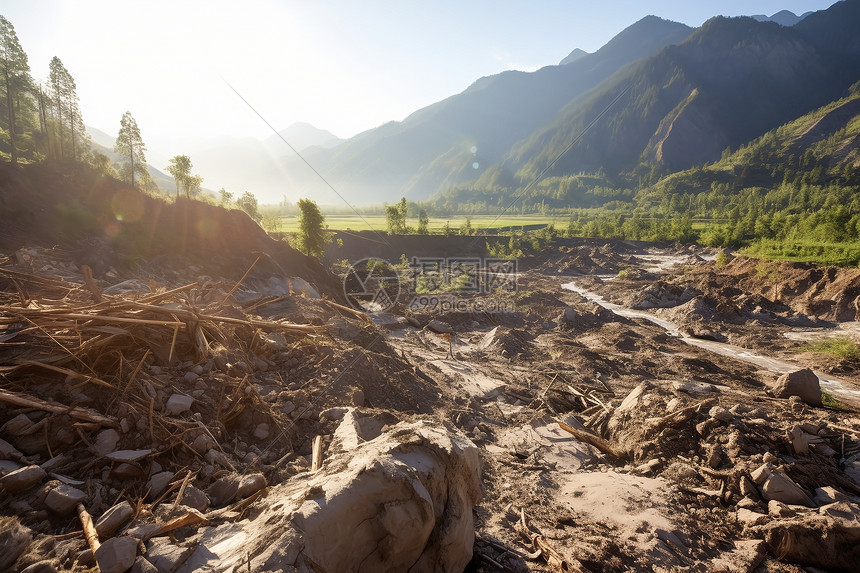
0 0 838 149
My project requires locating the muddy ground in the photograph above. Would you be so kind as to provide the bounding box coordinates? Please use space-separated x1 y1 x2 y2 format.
2 171 860 572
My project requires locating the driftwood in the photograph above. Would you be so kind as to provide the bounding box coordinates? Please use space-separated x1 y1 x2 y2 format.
311 435 323 471
516 508 575 572
558 420 627 459
0 388 119 428
77 502 101 552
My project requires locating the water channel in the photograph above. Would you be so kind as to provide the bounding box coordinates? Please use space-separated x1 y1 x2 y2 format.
562 280 860 407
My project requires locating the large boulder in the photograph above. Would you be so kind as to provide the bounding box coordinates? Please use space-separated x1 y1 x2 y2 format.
769 369 822 406
753 502 860 570
155 414 481 573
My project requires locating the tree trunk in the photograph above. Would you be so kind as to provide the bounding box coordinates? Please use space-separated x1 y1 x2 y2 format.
54 85 63 160
4 61 17 165
130 150 135 188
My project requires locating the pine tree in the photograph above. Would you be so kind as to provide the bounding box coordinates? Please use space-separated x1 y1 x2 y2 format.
0 15 34 165
47 57 88 161
297 198 329 257
48 57 65 159
115 111 147 188
165 155 192 199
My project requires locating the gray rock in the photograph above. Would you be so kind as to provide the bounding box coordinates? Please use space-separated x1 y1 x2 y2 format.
0 437 23 459
130 556 158 573
0 465 46 493
164 394 193 416
91 429 120 456
761 470 815 507
252 423 270 440
146 471 174 499
95 501 134 537
769 369 822 406
204 449 235 470
206 474 240 506
95 536 139 573
44 484 87 514
145 537 193 572
76 548 95 568
183 372 199 383
3 413 33 434
105 449 152 463
237 473 267 498
351 389 365 407
177 485 210 512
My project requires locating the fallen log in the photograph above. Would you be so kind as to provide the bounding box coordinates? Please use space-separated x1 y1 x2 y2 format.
0 388 119 428
558 420 626 459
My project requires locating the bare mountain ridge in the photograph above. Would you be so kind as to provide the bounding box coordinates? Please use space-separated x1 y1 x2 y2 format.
277 15 695 204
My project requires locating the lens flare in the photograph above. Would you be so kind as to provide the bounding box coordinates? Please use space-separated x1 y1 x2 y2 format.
110 189 145 223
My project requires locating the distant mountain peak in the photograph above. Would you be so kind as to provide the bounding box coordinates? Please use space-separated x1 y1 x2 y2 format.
750 9 811 26
267 122 342 151
560 48 589 66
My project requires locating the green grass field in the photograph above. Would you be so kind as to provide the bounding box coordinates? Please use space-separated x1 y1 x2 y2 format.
275 214 565 233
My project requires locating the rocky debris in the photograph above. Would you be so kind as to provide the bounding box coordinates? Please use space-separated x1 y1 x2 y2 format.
477 326 534 357
44 484 86 514
769 368 822 405
759 469 815 507
237 473 267 498
95 536 139 573
91 429 120 456
3 240 860 572
632 282 700 310
163 393 194 416
95 501 135 537
123 416 481 573
0 465 46 493
753 502 860 570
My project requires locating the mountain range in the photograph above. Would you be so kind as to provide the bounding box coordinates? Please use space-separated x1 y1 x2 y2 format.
95 2 859 207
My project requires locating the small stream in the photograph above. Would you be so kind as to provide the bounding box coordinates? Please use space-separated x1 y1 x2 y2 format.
562 280 860 406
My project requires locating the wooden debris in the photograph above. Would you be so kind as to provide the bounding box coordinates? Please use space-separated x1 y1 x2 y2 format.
515 508 575 572
77 502 101 552
140 509 212 542
311 435 323 472
558 420 627 459
0 388 119 428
